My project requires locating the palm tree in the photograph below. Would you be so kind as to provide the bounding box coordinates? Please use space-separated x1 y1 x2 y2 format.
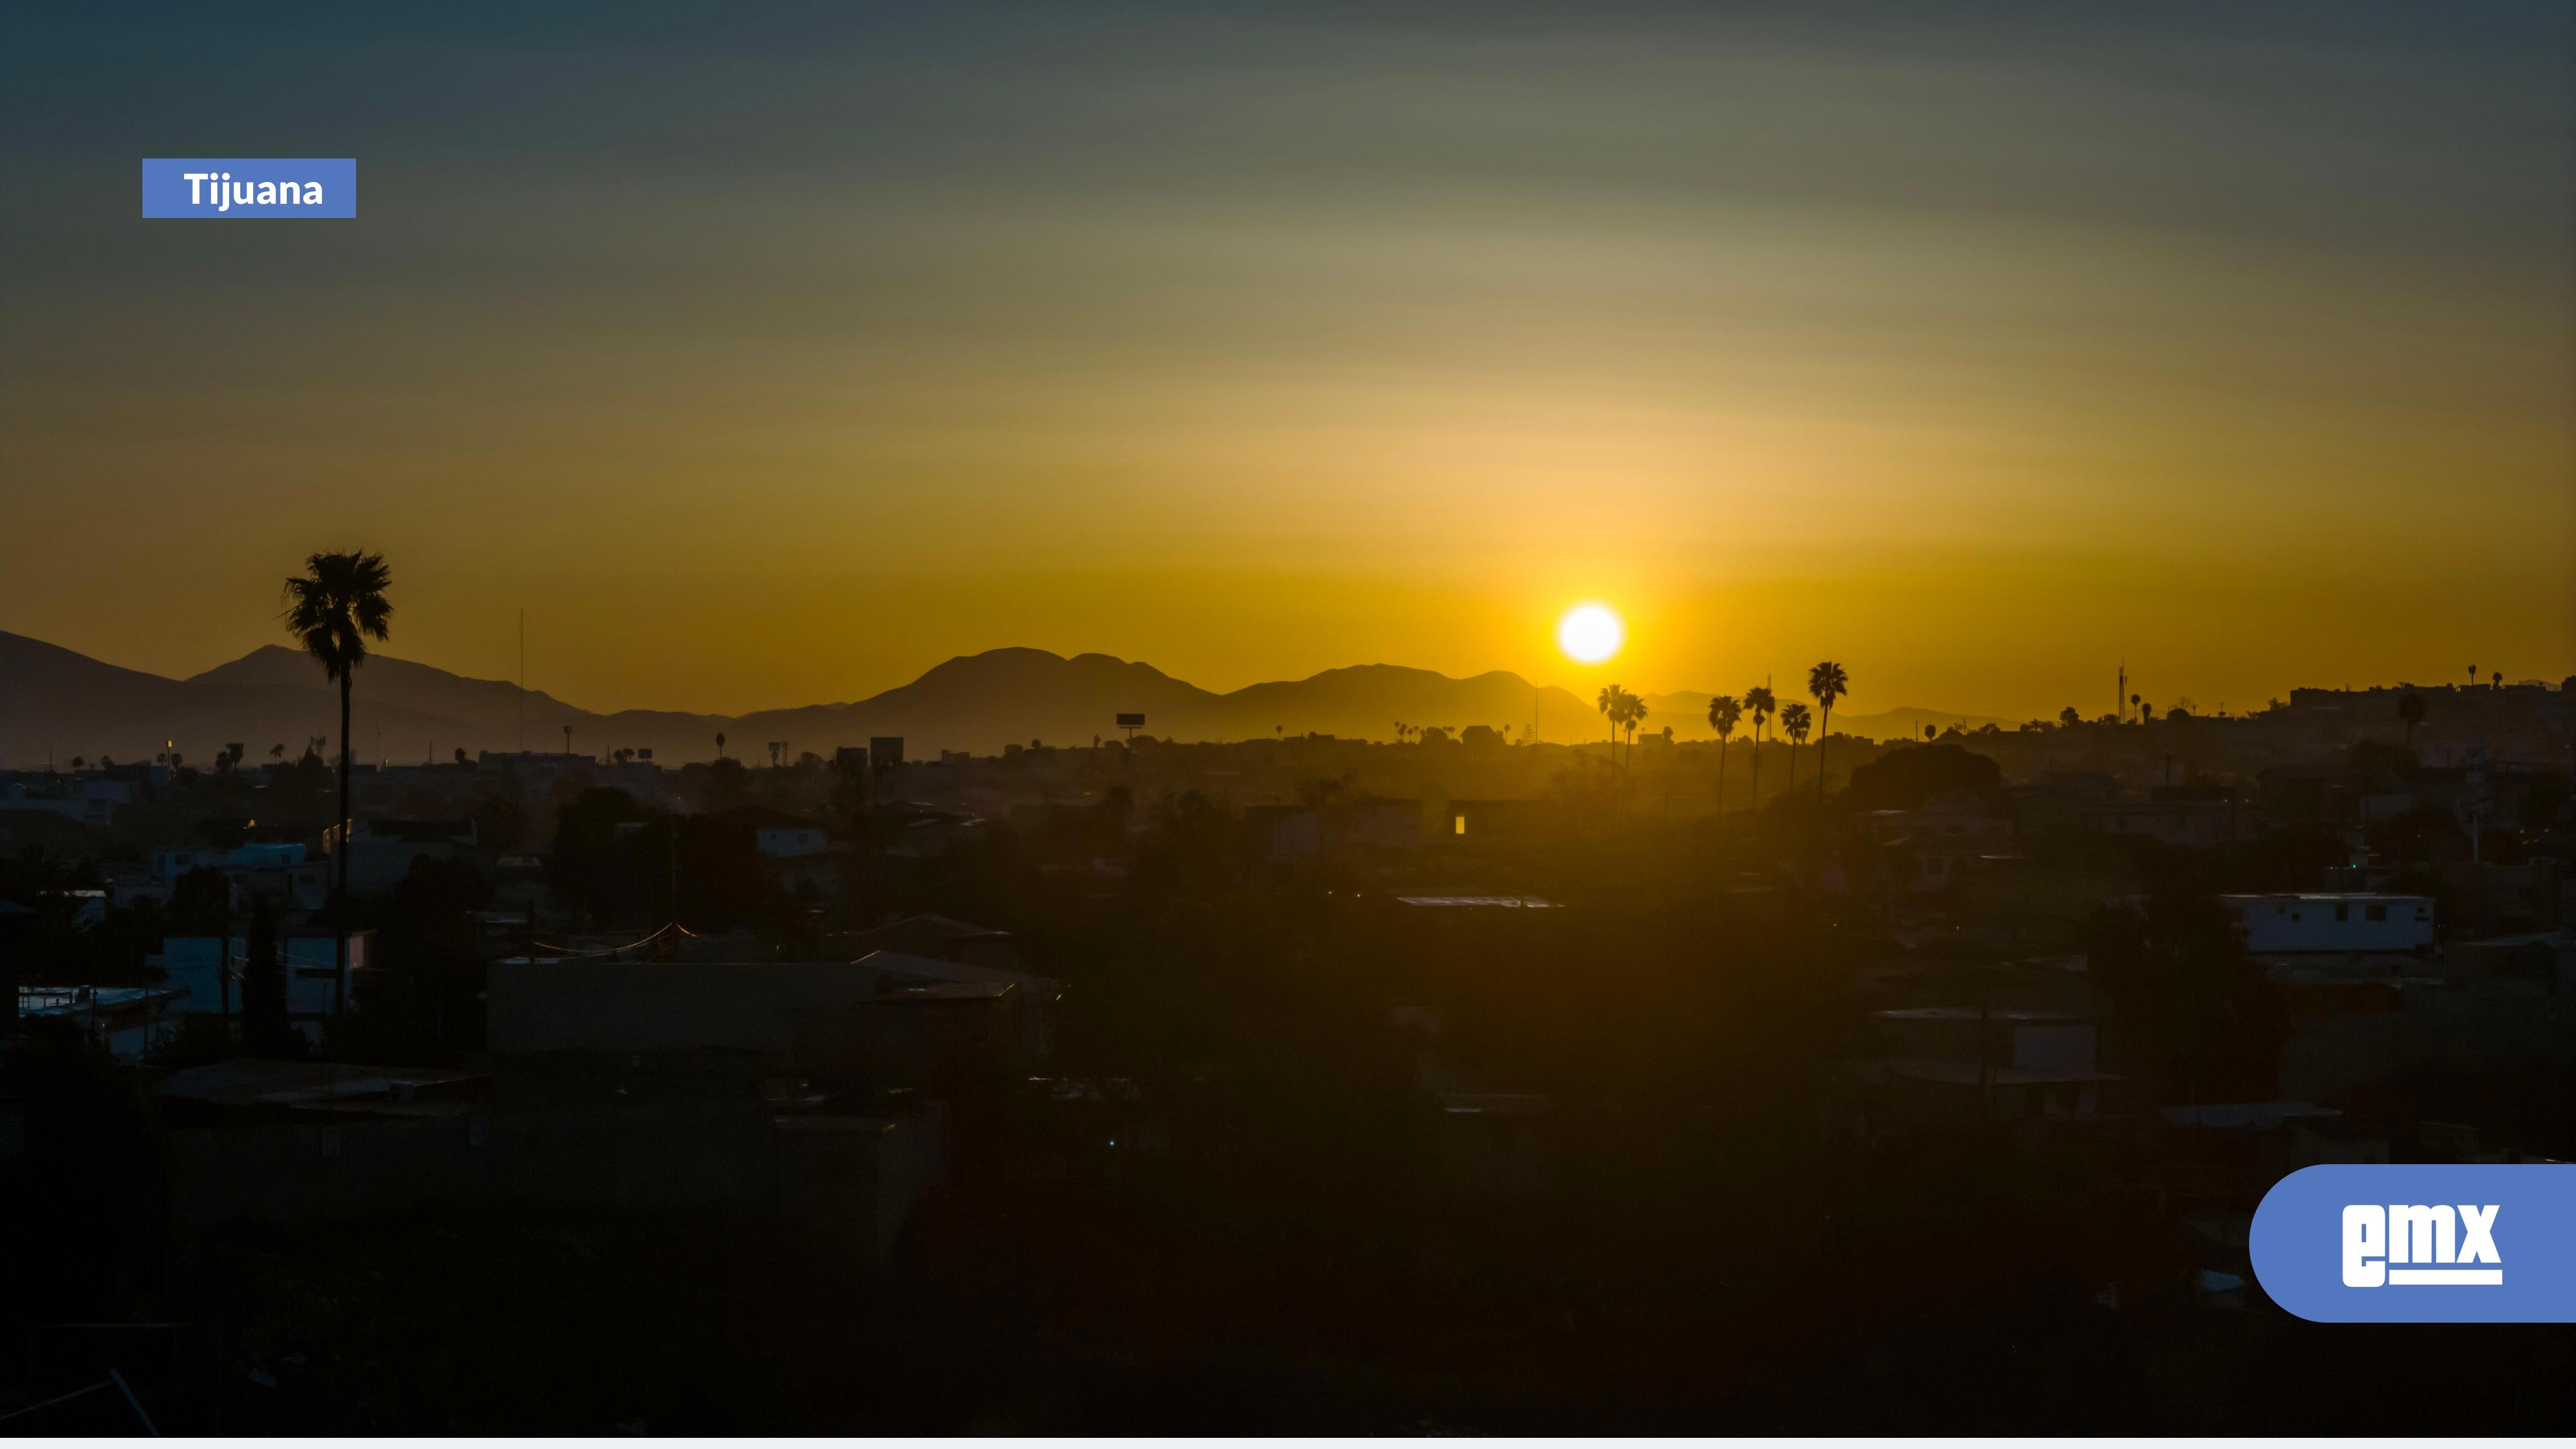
1622 692 1648 764
1806 660 1848 795
2395 690 2426 749
1743 684 1776 806
715 731 727 760
1706 694 1741 811
1596 685 1621 760
1781 701 1812 792
284 549 392 1016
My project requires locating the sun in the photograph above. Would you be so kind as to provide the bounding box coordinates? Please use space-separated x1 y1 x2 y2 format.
1557 603 1623 664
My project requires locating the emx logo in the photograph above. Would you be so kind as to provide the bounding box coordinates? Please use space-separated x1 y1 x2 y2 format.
2343 1203 2501 1286
2253 1165 2572 1322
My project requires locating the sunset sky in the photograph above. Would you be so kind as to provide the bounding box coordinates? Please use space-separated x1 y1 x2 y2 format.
4 2 2569 720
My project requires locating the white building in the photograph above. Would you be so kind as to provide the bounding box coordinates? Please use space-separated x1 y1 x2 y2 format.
2221 894 2434 954
149 931 369 1044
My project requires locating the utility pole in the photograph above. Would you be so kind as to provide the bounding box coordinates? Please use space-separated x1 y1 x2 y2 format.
518 608 527 752
2117 662 2126 723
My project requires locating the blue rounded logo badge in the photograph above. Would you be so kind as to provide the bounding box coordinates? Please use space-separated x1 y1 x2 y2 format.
2250 1164 2575 1322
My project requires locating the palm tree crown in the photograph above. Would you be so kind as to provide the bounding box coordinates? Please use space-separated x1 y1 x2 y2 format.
2396 690 2426 750
285 551 393 680
1706 693 1741 812
1806 659 1850 795
1743 683 1776 807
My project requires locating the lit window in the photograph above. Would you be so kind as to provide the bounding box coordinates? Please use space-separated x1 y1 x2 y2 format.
1453 816 1466 835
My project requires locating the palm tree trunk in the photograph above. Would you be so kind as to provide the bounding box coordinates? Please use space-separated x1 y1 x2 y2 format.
335 671 351 1017
1817 704 1830 794
1717 739 1728 813
1749 726 1762 807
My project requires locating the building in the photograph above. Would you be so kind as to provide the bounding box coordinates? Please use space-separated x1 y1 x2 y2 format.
14 985 184 1060
114 841 328 910
487 948 1059 1078
2075 797 2265 848
155 1057 946 1261
835 913 1022 970
339 818 477 894
1246 798 1424 860
149 931 369 1042
2219 894 2434 953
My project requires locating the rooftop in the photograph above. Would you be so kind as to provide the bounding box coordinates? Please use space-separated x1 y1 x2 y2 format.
158 1058 484 1109
1872 1006 2089 1024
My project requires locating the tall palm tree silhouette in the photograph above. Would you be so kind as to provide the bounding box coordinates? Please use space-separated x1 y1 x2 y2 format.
1743 684 1777 807
1707 694 1741 811
284 549 392 1016
1596 686 1622 764
1780 702 1811 794
2396 691 2426 750
1806 660 1848 795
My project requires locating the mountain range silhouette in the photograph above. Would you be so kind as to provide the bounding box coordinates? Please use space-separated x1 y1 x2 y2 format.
1 630 2004 768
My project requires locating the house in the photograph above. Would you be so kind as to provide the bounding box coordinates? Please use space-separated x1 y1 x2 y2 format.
339 818 477 894
115 841 329 910
150 931 369 1043
835 913 1022 971
487 947 1059 1079
2218 894 2433 953
2076 797 2265 848
1245 798 1424 861
1860 1003 2131 1129
155 1056 946 1261
15 985 184 1060
1 773 141 828
1442 798 1571 845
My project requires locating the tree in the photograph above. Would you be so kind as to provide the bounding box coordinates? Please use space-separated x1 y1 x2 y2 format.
1806 660 1848 795
2391 690 2426 749
1743 684 1776 806
1595 687 1621 759
2086 893 2286 1103
1706 694 1741 810
453 746 471 766
2057 707 2080 729
284 549 392 1017
1779 702 1811 794
1843 742 2001 811
240 892 300 1056
715 731 728 760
